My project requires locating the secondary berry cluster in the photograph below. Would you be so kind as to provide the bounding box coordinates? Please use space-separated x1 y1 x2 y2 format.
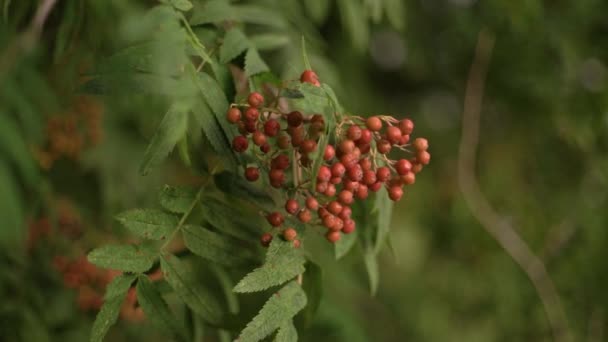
227 70 430 247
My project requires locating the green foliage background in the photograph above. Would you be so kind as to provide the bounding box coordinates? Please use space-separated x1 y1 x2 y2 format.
1 0 607 341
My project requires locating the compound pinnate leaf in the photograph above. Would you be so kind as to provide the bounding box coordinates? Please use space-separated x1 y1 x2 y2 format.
364 249 379 296
245 48 270 77
115 209 178 240
88 244 156 273
139 102 190 175
189 0 236 25
159 185 198 214
182 224 253 266
234 240 305 293
136 276 188 342
168 0 193 12
373 186 393 254
160 254 222 324
238 281 307 342
190 98 232 159
220 28 250 63
104 274 137 300
299 261 322 327
91 274 135 342
335 228 358 259
274 320 298 342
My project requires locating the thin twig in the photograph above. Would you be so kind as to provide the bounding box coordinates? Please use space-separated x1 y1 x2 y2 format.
457 29 572 342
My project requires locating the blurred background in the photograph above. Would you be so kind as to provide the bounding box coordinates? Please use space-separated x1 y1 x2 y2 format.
1 0 607 341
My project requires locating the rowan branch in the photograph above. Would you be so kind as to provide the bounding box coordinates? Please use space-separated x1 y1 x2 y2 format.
457 29 572 342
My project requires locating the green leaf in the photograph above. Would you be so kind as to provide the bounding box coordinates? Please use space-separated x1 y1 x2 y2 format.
337 0 370 53
90 275 136 342
298 261 322 327
251 34 290 51
291 82 331 114
245 48 270 77
214 171 274 206
190 0 236 25
304 0 331 25
115 209 178 240
238 281 307 342
383 0 405 31
234 5 288 28
234 240 305 293
104 274 137 300
301 37 312 70
363 250 379 296
0 114 38 186
160 254 222 324
88 244 156 273
168 0 193 12
182 224 253 266
190 98 233 160
0 160 24 248
220 28 250 63
199 197 262 240
139 103 190 175
321 83 343 113
335 228 358 259
373 186 394 254
159 185 198 213
137 276 188 341
274 320 298 342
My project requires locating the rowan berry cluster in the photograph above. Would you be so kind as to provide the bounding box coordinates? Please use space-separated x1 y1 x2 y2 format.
227 70 430 247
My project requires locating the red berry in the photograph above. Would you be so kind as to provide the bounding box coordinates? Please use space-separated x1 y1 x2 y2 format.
344 180 360 192
347 126 362 141
322 215 336 229
359 143 371 154
399 118 414 135
232 136 248 152
237 121 247 135
388 186 403 201
339 140 355 154
300 69 321 86
363 170 377 185
324 183 336 197
298 209 312 223
358 129 372 144
244 107 259 121
356 184 369 199
331 162 346 178
266 212 284 227
289 127 305 147
324 145 336 161
226 107 241 124
327 201 343 215
366 116 382 131
386 126 402 145
369 182 382 192
347 164 363 182
245 120 257 133
252 131 267 146
395 159 412 175
260 143 270 154
412 163 423 173
417 151 431 165
317 165 331 182
260 233 273 247
244 167 259 181
247 92 264 108
399 134 410 145
402 172 416 185
359 158 372 171
285 199 299 215
342 219 356 234
269 169 285 187
293 239 301 248
376 167 391 182
277 135 290 149
283 228 297 241
332 218 344 231
339 206 352 220
306 197 319 210
318 207 330 218
326 231 341 243
316 181 328 193
340 153 358 169
300 139 317 153
377 139 392 154
338 190 354 205
330 176 342 184
413 137 429 151
271 154 290 170
264 119 280 137
287 111 304 127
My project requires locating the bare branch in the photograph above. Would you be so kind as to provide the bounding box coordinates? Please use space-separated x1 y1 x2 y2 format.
457 29 572 342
